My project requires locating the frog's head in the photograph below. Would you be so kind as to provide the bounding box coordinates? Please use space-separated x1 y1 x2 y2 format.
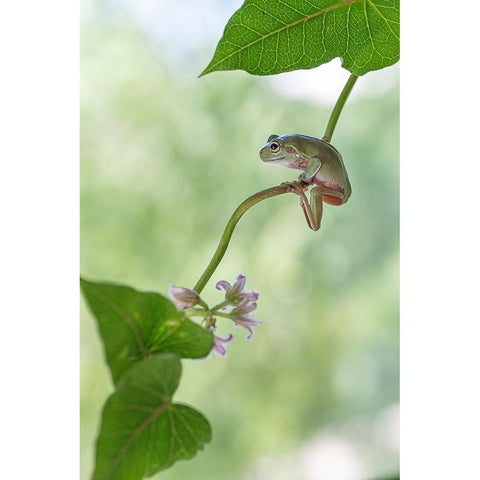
259 134 298 167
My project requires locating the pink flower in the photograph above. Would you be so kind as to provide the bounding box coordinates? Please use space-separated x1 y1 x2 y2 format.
216 274 259 306
212 332 233 357
168 284 199 310
231 302 262 339
215 275 262 339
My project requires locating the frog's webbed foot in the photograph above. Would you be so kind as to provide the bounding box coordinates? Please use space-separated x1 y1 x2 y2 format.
281 179 309 194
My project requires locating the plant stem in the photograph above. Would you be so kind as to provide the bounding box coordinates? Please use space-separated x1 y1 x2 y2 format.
183 308 206 317
323 73 358 142
193 75 357 294
193 184 289 294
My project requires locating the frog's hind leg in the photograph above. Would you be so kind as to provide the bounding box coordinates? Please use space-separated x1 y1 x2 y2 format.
304 186 323 231
282 181 323 231
322 194 343 206
315 183 345 206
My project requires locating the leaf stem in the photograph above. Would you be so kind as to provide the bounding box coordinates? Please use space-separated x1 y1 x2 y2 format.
323 73 358 142
193 184 289 294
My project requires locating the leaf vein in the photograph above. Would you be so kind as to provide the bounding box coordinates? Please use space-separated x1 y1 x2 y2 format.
207 0 356 72
105 400 171 480
367 0 400 39
86 287 149 358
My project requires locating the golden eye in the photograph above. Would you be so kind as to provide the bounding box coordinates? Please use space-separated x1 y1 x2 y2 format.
270 141 280 153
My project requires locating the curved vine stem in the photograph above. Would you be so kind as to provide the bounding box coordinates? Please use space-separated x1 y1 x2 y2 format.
323 73 358 142
193 74 358 294
193 184 289 294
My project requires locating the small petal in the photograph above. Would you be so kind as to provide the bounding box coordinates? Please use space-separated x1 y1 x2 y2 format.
227 274 246 300
215 280 232 292
233 315 262 339
168 284 199 310
212 333 233 356
233 322 253 339
239 291 260 303
231 302 257 315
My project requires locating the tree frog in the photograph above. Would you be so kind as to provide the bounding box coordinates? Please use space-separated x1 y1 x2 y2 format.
259 134 351 231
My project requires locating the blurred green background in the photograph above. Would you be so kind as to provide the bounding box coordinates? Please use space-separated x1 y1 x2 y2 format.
80 1 399 479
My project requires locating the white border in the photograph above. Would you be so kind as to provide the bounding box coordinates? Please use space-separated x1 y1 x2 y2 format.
401 0 480 478
0 1 79 478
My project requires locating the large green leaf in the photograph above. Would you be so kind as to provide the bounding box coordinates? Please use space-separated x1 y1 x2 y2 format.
92 354 211 480
81 278 213 385
201 0 399 77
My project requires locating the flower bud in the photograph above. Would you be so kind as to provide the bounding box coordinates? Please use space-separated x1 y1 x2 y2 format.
168 285 199 310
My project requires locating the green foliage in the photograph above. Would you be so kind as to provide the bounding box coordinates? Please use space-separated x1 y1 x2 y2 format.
80 279 213 385
92 354 211 480
201 0 399 77
81 5 399 480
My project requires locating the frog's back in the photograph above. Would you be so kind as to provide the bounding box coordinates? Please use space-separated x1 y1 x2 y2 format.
283 134 334 159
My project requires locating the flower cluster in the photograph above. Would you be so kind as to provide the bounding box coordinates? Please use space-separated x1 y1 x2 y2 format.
215 275 261 340
168 274 261 357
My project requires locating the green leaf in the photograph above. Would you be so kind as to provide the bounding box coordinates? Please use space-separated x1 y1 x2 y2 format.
81 278 213 385
92 354 211 480
200 0 399 77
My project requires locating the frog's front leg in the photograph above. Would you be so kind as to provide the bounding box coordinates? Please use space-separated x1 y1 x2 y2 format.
282 180 323 231
303 158 322 181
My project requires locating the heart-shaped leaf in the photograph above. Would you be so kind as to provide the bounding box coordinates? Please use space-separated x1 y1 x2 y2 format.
92 354 211 480
81 278 213 385
200 0 399 77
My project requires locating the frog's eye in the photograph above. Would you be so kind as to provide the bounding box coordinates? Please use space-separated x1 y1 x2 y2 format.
270 141 280 153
